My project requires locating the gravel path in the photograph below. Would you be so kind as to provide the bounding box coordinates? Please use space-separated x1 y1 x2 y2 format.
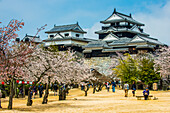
0 88 170 113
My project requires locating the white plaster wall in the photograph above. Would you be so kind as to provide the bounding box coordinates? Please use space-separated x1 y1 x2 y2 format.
71 32 84 38
44 40 72 46
47 31 84 38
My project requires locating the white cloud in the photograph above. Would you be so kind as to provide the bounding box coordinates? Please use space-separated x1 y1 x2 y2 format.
134 1 170 45
84 1 170 45
84 22 102 40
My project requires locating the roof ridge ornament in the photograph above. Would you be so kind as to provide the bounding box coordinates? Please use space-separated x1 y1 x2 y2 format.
113 8 116 13
129 13 132 18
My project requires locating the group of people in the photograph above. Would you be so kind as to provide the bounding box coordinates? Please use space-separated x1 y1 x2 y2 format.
124 81 150 100
106 81 150 100
51 83 71 96
105 81 116 92
29 83 44 101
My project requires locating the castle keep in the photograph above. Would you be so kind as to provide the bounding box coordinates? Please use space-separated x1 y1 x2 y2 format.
42 9 163 58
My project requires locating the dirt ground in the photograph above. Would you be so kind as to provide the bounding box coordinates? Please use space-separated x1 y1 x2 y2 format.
0 88 170 113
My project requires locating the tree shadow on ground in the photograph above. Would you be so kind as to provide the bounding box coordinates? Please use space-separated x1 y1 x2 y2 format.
67 98 99 101
12 102 89 112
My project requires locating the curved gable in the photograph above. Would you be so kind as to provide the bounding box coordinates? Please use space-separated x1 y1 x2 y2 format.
131 36 144 42
103 34 119 41
106 14 123 21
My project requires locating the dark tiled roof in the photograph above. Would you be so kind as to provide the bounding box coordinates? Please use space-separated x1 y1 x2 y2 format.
95 27 149 36
23 34 42 43
128 35 163 45
83 40 112 48
101 10 144 26
45 23 87 33
109 37 131 45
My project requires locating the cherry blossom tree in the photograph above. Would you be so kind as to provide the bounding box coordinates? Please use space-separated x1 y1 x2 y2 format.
0 20 46 109
154 46 170 79
90 69 109 94
154 46 170 89
0 20 31 109
23 47 91 105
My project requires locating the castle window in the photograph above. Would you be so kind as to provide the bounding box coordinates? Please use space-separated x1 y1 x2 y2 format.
76 34 80 37
116 22 120 26
65 33 69 37
25 38 29 42
50 35 54 38
117 33 122 37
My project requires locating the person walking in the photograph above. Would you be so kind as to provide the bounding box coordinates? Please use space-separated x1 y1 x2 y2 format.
143 88 149 100
38 83 44 98
53 82 58 96
118 80 121 89
105 82 107 89
111 81 116 93
19 86 23 98
132 81 136 97
33 86 37 99
106 82 110 92
28 86 33 105
124 82 129 97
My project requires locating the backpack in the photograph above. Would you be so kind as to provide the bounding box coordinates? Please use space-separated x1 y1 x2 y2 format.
124 84 129 89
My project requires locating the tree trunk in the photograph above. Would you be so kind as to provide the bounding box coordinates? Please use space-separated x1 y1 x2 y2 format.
96 83 100 92
27 75 44 106
85 91 87 96
63 90 66 100
59 88 64 100
99 84 104 91
99 84 102 91
8 78 14 109
59 89 62 100
27 83 36 106
27 89 32 106
14 80 18 98
42 77 50 104
23 85 25 98
93 85 96 94
84 85 89 96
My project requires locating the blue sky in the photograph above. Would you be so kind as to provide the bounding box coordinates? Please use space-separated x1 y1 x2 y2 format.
0 0 170 45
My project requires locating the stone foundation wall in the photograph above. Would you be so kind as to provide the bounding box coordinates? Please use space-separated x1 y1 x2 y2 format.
85 57 118 76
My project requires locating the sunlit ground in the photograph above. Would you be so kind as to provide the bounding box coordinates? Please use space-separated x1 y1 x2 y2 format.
0 87 169 113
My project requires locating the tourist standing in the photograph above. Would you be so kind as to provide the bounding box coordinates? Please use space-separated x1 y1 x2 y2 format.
132 81 136 97
111 81 116 93
105 82 107 89
38 83 44 98
106 82 110 92
28 86 33 105
118 80 121 89
143 88 149 100
53 82 58 96
33 86 37 99
81 83 85 90
124 82 129 97
19 86 23 98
